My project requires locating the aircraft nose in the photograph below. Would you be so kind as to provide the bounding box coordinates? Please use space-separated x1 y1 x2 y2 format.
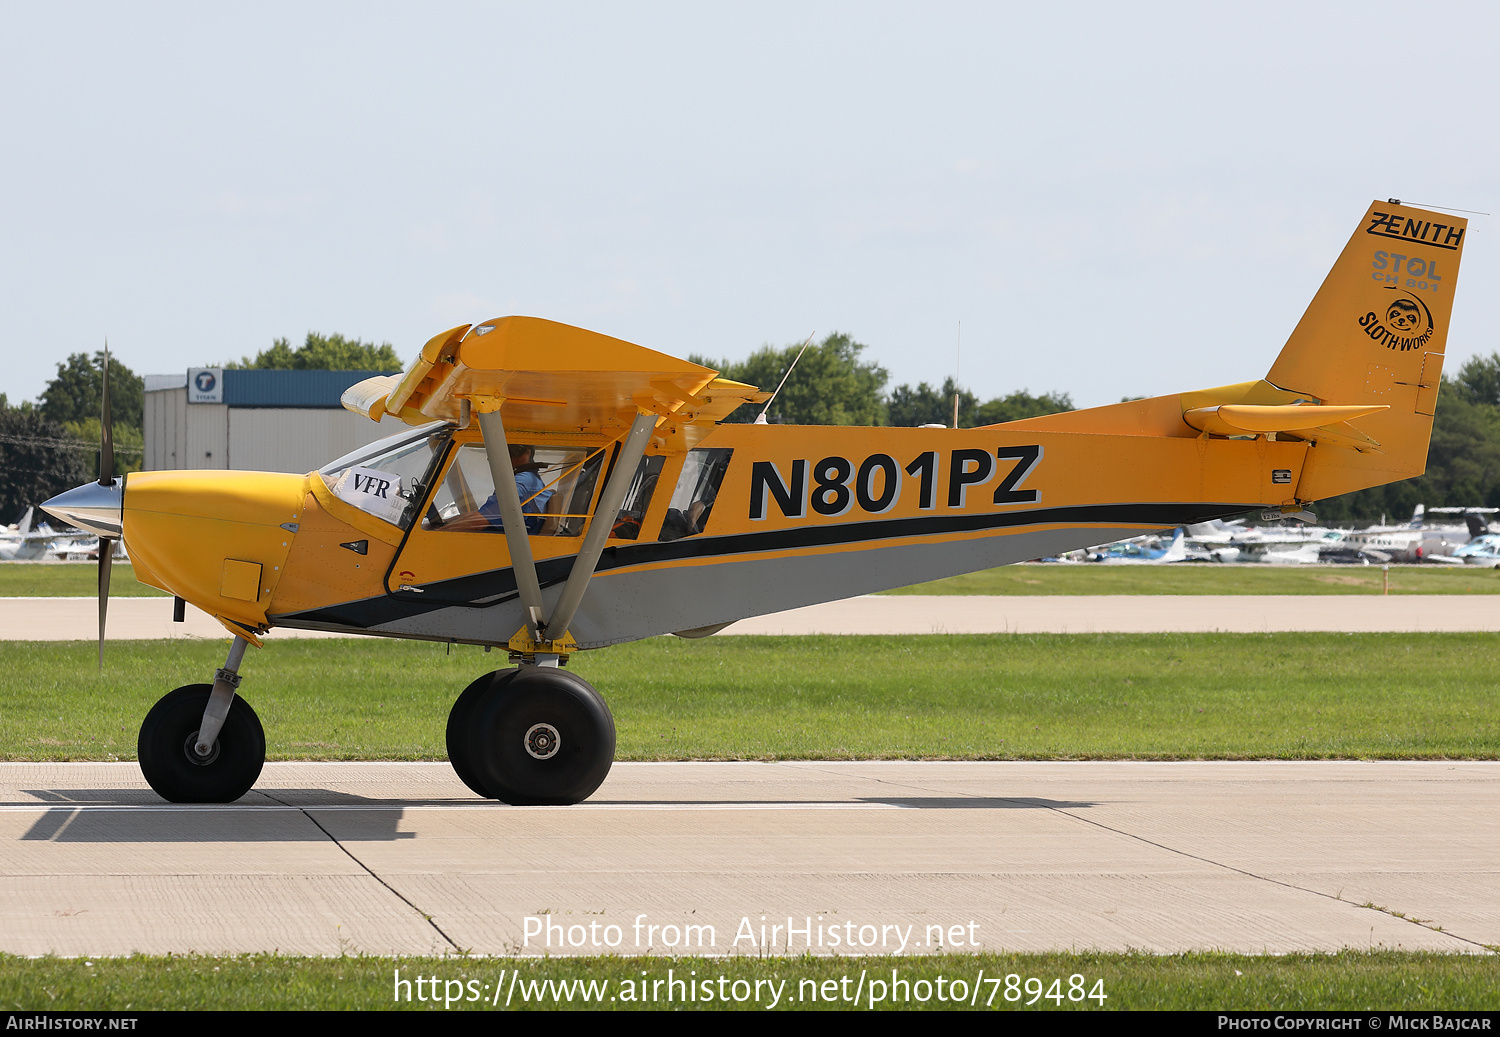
41 479 123 538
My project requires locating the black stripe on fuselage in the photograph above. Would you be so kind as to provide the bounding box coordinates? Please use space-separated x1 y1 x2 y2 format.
274 501 1254 630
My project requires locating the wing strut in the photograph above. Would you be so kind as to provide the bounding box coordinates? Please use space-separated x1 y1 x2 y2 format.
476 409 550 641
547 411 657 640
476 407 657 657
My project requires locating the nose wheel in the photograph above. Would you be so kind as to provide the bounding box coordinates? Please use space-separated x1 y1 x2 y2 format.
446 668 615 805
137 684 266 803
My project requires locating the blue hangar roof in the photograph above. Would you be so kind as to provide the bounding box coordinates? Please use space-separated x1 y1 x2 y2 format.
222 370 397 408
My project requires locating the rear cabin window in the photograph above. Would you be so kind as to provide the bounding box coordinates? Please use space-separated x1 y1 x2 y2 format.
659 448 732 542
610 455 665 541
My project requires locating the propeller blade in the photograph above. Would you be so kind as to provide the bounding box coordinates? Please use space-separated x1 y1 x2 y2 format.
98 340 114 486
97 538 113 668
96 341 115 668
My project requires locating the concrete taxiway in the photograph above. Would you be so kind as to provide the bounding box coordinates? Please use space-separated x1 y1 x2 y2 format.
2 761 1495 957
6 593 1500 639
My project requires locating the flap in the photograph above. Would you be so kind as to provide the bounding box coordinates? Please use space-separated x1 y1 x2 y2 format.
341 374 401 421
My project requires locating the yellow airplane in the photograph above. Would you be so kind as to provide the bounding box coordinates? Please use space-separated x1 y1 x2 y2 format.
43 199 1467 805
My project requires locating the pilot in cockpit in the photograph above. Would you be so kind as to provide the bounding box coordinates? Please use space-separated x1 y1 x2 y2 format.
442 444 554 533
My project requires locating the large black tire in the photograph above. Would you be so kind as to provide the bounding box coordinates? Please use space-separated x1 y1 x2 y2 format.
446 668 520 798
467 668 615 805
138 684 265 803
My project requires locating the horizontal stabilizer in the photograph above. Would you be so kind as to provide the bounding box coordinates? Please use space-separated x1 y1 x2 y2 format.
1183 403 1388 452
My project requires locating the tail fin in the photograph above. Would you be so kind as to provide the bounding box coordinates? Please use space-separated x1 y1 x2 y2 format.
1268 200 1467 501
1161 528 1186 562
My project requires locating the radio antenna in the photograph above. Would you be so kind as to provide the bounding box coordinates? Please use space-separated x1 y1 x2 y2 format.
1395 200 1490 215
952 320 961 429
756 331 816 424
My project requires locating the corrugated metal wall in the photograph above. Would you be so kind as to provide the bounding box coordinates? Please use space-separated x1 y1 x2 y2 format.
143 388 186 471
226 409 406 473
223 369 393 408
145 385 407 474
185 403 229 469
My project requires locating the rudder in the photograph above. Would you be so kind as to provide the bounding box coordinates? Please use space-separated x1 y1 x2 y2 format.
1268 200 1467 501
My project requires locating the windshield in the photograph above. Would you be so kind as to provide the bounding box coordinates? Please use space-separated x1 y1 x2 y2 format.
319 422 452 528
318 422 449 478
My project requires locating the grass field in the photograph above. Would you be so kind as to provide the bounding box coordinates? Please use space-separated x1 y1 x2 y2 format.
1 951 1494 1010
884 563 1500 595
0 563 166 597
3 633 1497 761
5 561 1500 597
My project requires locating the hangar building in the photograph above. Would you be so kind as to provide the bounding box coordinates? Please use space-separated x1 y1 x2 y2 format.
142 367 406 474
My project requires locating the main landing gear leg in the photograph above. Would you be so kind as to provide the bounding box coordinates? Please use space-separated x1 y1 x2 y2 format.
138 636 266 803
446 406 651 805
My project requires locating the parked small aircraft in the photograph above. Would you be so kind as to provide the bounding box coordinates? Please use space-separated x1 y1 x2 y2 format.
1182 518 1338 564
42 200 1468 805
1455 533 1500 567
1343 504 1466 563
0 507 93 561
1084 528 1187 564
1230 538 1325 566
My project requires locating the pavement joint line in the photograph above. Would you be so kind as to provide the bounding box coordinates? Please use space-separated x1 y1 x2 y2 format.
1353 900 1479 947
789 762 1494 952
1038 811 1492 952
257 789 460 953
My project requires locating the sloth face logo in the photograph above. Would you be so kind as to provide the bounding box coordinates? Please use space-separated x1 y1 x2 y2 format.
1386 298 1423 332
1358 289 1437 351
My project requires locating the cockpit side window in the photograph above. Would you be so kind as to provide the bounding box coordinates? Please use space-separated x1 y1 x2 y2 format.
423 444 606 537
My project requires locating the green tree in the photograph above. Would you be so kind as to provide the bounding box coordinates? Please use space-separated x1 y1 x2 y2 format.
695 332 889 425
0 410 91 520
1451 352 1500 407
888 378 979 427
64 417 144 478
973 389 1075 425
38 352 144 430
1314 378 1500 525
227 332 402 371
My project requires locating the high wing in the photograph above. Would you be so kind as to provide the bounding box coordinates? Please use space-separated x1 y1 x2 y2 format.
342 316 768 451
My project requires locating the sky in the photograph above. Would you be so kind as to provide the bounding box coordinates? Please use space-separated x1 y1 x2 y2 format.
1 1 1495 410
